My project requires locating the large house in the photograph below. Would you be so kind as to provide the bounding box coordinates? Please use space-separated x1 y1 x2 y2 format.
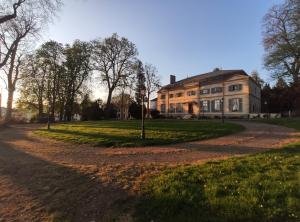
157 69 261 118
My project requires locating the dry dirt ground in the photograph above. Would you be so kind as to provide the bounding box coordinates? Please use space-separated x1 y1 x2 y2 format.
0 121 298 222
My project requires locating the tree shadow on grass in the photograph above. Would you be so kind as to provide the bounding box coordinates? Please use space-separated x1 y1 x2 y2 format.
0 139 130 222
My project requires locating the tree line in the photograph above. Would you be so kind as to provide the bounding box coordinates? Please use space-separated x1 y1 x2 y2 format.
0 0 299 123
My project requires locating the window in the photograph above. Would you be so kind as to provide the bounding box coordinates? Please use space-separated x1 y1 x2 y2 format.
161 94 166 99
211 99 222 112
187 90 196 96
176 92 183 97
200 100 210 112
176 103 183 113
169 103 175 113
161 104 166 113
229 98 243 112
200 89 210 95
228 84 242 92
211 87 223 94
169 94 174 98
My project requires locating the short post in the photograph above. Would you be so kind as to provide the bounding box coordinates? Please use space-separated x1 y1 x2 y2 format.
221 98 225 123
141 89 145 140
47 100 51 130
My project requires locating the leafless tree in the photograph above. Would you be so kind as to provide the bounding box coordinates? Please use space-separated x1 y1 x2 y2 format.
263 0 300 85
0 15 38 122
91 33 138 117
0 0 62 69
0 0 62 24
144 63 160 118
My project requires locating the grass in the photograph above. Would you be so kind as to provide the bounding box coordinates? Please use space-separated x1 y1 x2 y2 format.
135 118 300 222
255 118 300 131
35 120 243 147
136 143 300 222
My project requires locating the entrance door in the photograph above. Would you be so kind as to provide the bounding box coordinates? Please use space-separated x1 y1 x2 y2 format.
188 103 194 114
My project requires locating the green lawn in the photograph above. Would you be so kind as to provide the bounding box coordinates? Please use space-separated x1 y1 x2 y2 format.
136 119 300 222
35 120 243 147
256 118 300 131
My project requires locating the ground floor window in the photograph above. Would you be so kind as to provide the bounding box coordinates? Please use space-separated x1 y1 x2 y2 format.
161 104 166 113
169 103 175 113
176 103 183 113
229 98 243 112
211 99 222 112
200 100 210 112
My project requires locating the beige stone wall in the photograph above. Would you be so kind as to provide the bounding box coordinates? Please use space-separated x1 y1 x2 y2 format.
157 73 261 117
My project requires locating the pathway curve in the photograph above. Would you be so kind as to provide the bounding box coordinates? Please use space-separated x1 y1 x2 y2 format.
0 121 298 222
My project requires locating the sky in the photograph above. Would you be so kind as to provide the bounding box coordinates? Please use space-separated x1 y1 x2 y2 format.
0 0 284 107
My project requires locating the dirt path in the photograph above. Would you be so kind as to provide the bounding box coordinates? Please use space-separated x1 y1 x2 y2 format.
0 121 297 222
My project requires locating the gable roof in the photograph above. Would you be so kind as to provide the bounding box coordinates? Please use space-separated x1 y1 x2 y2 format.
158 69 248 92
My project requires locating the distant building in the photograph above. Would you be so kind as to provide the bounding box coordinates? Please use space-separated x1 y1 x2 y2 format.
157 69 261 118
150 98 157 110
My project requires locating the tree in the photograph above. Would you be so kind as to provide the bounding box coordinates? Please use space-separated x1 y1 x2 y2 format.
91 33 138 117
0 0 62 69
134 60 146 105
0 15 38 122
37 40 65 121
80 94 104 121
112 93 132 120
144 63 160 118
250 70 265 88
63 40 92 121
263 0 300 86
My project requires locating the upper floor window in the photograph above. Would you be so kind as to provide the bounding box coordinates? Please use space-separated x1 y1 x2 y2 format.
200 100 210 112
169 103 175 113
211 87 223 94
200 89 210 95
161 104 166 113
176 92 183 97
187 90 196 96
176 103 183 113
228 84 242 92
169 94 174 98
161 94 166 99
229 98 243 112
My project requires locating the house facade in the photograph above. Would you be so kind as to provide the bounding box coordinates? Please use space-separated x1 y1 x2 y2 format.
157 70 261 118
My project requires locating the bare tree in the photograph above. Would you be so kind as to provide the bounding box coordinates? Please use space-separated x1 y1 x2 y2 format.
0 0 62 24
0 0 62 69
250 70 265 88
91 33 138 117
0 15 38 122
263 0 300 85
0 0 25 24
144 63 160 118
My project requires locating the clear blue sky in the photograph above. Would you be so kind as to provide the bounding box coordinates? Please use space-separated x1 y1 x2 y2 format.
46 0 283 85
1 0 284 106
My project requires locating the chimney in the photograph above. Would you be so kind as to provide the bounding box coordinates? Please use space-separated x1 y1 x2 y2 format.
170 75 176 84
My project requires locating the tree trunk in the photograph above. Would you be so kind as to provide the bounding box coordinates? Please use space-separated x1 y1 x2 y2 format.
5 90 14 123
105 89 113 118
147 92 150 119
38 98 44 119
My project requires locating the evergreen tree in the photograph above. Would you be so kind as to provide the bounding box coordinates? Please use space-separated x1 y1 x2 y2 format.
134 60 146 105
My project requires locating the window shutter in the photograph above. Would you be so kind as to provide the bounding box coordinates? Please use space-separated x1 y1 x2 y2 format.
239 84 243 90
200 101 203 110
211 100 215 112
239 98 243 112
207 100 211 112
